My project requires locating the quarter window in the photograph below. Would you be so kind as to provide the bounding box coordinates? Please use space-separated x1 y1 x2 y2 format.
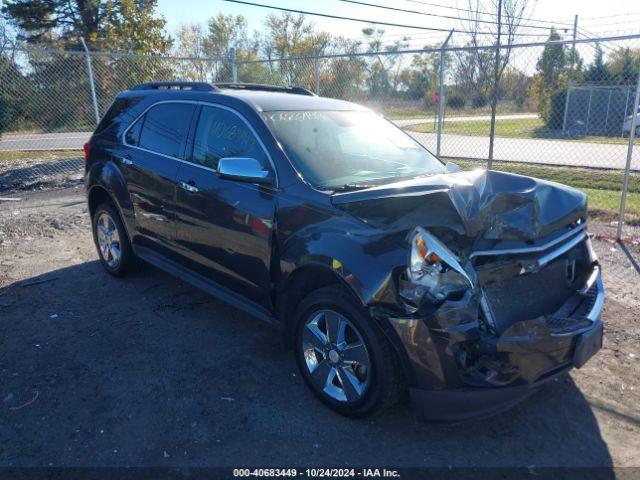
136 103 196 158
125 117 142 146
191 106 269 170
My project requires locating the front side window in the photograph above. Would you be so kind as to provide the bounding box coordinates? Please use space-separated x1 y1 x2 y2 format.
262 110 444 189
191 106 269 170
136 103 196 158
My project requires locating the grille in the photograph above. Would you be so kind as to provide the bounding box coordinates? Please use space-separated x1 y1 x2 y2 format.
546 281 598 334
481 260 574 333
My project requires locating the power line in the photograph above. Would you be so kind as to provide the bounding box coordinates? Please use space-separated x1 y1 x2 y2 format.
339 0 555 31
581 12 640 21
581 17 640 29
400 0 574 27
223 0 550 37
577 28 619 54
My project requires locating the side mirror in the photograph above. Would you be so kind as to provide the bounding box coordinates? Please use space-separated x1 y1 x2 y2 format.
445 161 461 173
217 157 273 185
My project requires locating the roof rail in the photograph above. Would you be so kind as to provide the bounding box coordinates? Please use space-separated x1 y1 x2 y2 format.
214 83 316 96
130 81 218 92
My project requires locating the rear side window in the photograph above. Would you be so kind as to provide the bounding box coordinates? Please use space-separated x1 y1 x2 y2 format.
136 103 196 158
191 106 269 170
125 119 142 146
95 97 142 136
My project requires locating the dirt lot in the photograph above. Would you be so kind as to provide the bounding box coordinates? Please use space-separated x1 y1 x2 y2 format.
0 182 639 469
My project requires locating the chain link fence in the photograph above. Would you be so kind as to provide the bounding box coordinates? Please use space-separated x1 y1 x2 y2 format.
1 34 639 238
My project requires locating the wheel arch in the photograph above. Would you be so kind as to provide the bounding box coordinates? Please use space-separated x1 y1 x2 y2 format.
277 263 365 349
87 184 132 243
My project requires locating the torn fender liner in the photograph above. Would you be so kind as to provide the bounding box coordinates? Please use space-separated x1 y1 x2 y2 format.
331 169 587 243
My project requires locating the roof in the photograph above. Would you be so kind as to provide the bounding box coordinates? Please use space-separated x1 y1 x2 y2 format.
126 82 370 113
215 89 369 112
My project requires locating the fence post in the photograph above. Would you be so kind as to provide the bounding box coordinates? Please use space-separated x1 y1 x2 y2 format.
562 80 572 135
230 47 238 83
617 66 640 240
585 88 593 133
487 0 503 170
314 55 320 95
563 15 579 136
80 37 100 125
436 30 454 159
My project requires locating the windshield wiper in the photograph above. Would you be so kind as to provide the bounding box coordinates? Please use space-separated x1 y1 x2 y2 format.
324 183 377 192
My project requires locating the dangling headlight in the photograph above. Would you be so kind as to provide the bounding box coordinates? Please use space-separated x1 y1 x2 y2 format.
401 227 473 305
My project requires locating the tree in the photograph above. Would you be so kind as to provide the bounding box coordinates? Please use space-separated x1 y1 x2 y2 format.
2 0 101 46
608 47 640 86
100 0 171 54
500 67 532 109
401 47 443 104
529 28 568 127
321 37 366 99
0 18 27 134
2 0 170 52
360 27 408 98
261 13 330 88
174 23 211 81
584 44 609 84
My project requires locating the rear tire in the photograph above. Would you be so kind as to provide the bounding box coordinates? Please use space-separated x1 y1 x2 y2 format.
92 202 137 277
293 286 404 418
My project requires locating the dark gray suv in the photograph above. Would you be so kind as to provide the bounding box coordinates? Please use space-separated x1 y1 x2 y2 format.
84 82 604 420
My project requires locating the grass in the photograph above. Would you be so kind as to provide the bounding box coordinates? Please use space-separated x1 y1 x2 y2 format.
452 159 640 224
407 117 631 144
382 104 531 120
0 150 83 162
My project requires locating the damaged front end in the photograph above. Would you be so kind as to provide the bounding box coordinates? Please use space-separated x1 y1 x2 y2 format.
334 170 605 420
388 222 604 421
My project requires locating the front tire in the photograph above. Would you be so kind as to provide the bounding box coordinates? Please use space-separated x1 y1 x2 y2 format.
92 202 137 277
294 286 403 417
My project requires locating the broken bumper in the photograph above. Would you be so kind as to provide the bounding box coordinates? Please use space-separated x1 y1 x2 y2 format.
388 267 605 422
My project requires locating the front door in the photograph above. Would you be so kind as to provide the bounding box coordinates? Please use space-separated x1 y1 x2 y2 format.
174 104 277 310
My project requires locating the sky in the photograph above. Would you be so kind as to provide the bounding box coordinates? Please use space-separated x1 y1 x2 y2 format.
156 0 639 49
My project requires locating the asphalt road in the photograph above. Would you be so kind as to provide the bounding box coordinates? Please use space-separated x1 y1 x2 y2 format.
1 115 638 170
408 130 639 170
0 132 91 151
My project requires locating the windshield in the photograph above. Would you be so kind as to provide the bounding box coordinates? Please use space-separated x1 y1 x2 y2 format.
262 110 444 190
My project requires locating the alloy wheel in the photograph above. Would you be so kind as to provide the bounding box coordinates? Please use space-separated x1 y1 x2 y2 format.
301 309 371 403
96 212 122 269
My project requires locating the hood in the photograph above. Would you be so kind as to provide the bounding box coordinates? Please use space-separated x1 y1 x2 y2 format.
331 169 587 244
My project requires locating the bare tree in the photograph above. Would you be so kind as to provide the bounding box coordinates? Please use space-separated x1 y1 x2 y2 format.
458 0 533 164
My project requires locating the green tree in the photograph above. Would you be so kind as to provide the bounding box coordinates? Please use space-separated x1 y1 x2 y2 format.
360 27 408 99
608 47 640 85
585 44 610 84
1 0 101 46
530 28 568 127
261 13 330 88
2 0 171 52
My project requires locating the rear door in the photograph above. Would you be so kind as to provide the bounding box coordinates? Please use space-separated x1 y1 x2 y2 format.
173 104 277 310
121 101 196 254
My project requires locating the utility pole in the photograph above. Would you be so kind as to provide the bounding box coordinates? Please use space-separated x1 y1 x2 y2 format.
487 0 503 169
562 14 579 135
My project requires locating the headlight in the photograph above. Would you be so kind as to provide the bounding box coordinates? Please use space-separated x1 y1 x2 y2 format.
401 227 473 305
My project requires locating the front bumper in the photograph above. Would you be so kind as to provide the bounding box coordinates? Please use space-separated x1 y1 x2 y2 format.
410 317 603 422
384 266 605 422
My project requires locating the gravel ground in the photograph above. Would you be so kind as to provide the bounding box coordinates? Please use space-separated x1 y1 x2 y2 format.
0 156 83 193
0 185 638 470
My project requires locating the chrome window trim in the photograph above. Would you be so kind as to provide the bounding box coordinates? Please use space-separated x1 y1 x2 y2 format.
121 99 279 187
469 224 587 259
